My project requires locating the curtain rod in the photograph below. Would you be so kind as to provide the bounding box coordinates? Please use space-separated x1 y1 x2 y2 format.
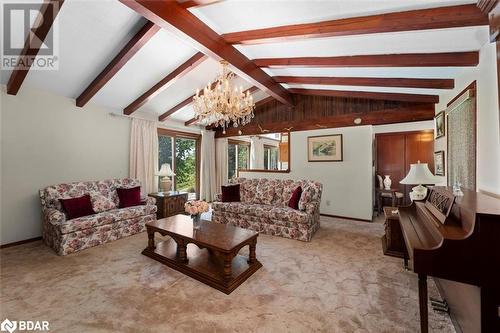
108 112 203 133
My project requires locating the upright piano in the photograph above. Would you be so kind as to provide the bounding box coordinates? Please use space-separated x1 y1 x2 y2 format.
397 186 500 333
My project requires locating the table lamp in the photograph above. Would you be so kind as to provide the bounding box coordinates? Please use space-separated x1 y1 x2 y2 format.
400 161 439 201
156 163 175 192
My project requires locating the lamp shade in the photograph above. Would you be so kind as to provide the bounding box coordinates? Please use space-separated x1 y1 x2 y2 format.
156 163 175 177
400 162 438 185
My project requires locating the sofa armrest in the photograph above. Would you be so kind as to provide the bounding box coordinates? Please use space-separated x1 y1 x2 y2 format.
43 208 66 225
303 201 320 215
214 193 222 202
142 196 156 206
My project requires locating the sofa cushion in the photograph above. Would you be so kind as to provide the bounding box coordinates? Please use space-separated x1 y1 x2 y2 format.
298 181 322 211
288 186 302 209
221 184 240 202
59 211 115 234
59 195 95 219
268 207 310 224
90 192 117 213
117 186 141 208
254 179 275 205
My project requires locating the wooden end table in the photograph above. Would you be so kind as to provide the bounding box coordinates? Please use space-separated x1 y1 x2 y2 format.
142 215 262 294
148 191 188 219
381 206 409 270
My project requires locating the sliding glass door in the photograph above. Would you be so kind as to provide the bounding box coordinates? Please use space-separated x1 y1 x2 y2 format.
158 129 200 199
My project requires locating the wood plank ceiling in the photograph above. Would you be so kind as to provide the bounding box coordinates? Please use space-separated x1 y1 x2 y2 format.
4 1 492 133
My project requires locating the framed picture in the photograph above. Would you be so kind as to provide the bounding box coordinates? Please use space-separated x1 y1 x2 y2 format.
434 151 445 176
435 111 446 139
308 134 343 162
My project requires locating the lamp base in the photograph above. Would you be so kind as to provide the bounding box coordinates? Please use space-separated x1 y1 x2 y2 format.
159 178 172 192
409 184 428 201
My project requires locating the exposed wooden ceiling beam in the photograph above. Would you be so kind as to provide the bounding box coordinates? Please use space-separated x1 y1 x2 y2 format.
6 0 64 95
222 4 489 45
119 0 293 106
275 76 454 89
159 81 217 121
254 52 479 68
289 88 439 103
179 0 221 9
124 52 206 115
184 86 259 126
76 21 160 107
215 105 435 138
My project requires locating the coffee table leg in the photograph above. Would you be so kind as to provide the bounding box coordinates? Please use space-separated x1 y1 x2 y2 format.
147 228 155 250
175 238 189 264
248 239 257 264
223 254 233 284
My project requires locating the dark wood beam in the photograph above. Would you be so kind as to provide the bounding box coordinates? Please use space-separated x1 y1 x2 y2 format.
119 0 293 106
179 0 221 9
222 4 489 45
289 88 439 103
275 76 454 89
184 86 259 126
215 105 435 138
254 52 479 68
124 52 206 115
6 0 64 95
159 81 218 121
76 21 160 107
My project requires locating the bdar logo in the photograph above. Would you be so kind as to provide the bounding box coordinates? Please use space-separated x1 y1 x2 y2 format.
0 319 17 333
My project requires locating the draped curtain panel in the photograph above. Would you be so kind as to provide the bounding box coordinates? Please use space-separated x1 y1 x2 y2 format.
200 130 217 201
129 118 158 196
250 137 264 169
215 138 228 188
447 98 476 190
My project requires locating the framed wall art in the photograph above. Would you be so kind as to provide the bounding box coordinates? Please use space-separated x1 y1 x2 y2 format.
307 134 343 162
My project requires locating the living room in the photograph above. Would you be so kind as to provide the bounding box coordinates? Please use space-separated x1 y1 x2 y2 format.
1 0 499 332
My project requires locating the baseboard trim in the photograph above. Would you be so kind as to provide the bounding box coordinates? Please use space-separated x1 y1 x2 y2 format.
320 214 372 223
0 236 42 249
479 189 500 200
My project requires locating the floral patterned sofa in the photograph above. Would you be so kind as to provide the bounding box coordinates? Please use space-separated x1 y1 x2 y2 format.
39 178 157 255
212 178 322 242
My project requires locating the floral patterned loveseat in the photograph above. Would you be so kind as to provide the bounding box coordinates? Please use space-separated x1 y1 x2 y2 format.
212 178 322 242
39 178 157 255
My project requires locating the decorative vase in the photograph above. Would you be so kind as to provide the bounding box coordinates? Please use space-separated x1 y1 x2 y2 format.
383 175 392 190
192 214 201 230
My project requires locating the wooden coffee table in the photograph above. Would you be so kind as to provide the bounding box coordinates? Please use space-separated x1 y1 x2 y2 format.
142 215 262 294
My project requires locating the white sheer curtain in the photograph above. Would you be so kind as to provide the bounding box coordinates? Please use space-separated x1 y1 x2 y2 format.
200 130 217 201
215 138 228 188
129 118 158 196
250 136 264 169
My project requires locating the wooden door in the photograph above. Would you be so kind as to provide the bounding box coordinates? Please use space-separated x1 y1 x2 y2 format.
376 130 434 206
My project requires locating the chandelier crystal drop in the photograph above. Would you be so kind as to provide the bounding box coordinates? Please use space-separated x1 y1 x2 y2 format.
192 60 255 133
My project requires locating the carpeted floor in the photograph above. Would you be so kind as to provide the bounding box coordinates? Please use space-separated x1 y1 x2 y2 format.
1 217 455 332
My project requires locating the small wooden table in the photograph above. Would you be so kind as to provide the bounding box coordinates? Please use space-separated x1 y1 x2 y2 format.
376 188 399 215
148 191 188 219
143 215 262 294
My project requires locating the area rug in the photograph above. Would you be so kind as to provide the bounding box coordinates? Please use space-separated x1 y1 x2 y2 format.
0 216 454 332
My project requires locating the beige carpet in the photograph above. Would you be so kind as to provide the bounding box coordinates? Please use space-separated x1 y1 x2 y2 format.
1 217 454 332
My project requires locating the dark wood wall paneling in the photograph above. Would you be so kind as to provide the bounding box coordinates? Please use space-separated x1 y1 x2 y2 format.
214 95 435 137
375 131 435 205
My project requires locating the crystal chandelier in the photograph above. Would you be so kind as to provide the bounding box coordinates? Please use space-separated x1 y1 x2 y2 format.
192 60 255 133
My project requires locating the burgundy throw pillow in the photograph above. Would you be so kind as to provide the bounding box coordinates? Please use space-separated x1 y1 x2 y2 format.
116 186 142 208
221 184 240 202
288 186 302 210
59 195 95 220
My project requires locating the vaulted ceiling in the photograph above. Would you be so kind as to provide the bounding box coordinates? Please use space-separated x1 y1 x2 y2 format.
1 0 493 129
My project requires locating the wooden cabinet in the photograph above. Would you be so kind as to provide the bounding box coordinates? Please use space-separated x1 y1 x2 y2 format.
375 130 434 205
148 192 188 219
381 206 407 259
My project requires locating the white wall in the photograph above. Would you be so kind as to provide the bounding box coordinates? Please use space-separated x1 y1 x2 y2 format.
372 120 434 134
240 126 374 220
435 42 500 194
0 84 132 245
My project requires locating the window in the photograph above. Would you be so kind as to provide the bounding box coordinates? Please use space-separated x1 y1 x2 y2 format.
228 140 250 179
264 145 279 170
158 129 200 199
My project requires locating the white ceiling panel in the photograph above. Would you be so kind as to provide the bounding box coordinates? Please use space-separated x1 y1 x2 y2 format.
23 0 144 99
192 0 474 34
235 27 489 59
92 30 196 110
